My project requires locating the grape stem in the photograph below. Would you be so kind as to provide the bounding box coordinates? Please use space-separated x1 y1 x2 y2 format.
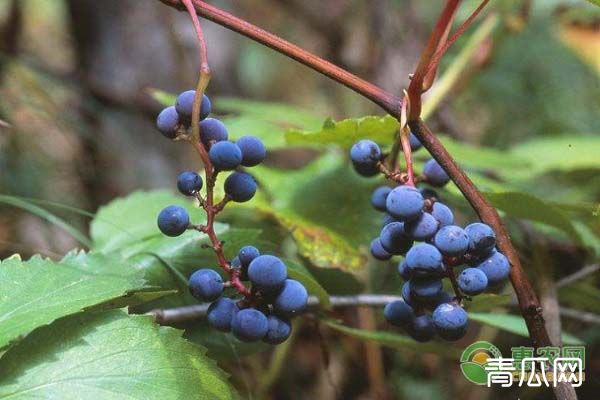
182 1 251 297
157 2 567 397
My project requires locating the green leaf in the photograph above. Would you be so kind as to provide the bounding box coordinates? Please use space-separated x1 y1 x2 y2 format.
0 252 146 350
484 191 582 242
91 190 213 253
285 115 528 174
324 320 460 357
587 0 600 7
307 266 364 295
464 294 511 312
216 97 324 133
246 153 382 270
0 195 92 247
286 115 398 149
0 310 236 399
469 313 583 344
510 136 600 174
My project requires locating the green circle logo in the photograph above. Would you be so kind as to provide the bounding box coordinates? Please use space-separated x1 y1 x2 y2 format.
460 341 503 385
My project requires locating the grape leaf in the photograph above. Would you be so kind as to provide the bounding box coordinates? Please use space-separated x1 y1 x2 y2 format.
0 310 236 399
286 115 398 149
0 252 146 350
469 313 583 344
90 190 215 253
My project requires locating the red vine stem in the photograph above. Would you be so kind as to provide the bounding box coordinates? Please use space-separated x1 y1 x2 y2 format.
181 0 250 297
423 0 491 86
158 0 560 378
407 0 461 121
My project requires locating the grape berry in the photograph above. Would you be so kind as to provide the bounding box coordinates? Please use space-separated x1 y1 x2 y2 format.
352 135 511 342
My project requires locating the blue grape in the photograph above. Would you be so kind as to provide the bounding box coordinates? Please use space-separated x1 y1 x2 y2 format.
236 136 266 167
231 308 269 342
408 132 422 152
382 213 397 228
458 267 488 295
238 245 260 268
157 205 189 237
404 212 439 241
263 315 292 345
230 256 241 268
209 141 242 170
398 259 412 280
177 171 203 196
199 118 228 147
350 140 381 176
474 250 510 285
379 222 413 255
370 238 392 261
371 186 392 212
383 300 414 327
156 106 180 138
385 186 424 221
430 291 453 309
420 187 439 200
423 159 450 187
207 297 238 332
465 223 496 256
188 268 224 302
274 279 308 314
431 202 454 227
248 255 287 290
224 172 257 202
433 225 470 256
175 90 211 122
401 281 413 305
409 315 436 342
432 302 468 341
405 243 444 277
411 277 443 299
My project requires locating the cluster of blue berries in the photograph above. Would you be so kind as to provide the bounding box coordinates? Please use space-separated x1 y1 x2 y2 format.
189 247 309 344
350 134 511 342
155 90 267 237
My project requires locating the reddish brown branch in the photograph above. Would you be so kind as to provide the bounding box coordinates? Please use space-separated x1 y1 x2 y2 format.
157 1 562 393
423 0 491 84
158 0 400 113
407 0 461 120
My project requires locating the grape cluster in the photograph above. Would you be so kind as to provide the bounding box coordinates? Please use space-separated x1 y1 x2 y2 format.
155 90 266 237
350 134 511 342
189 248 309 344
154 90 307 345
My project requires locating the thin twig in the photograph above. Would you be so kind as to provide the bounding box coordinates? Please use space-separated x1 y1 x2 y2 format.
150 294 403 324
556 264 600 289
